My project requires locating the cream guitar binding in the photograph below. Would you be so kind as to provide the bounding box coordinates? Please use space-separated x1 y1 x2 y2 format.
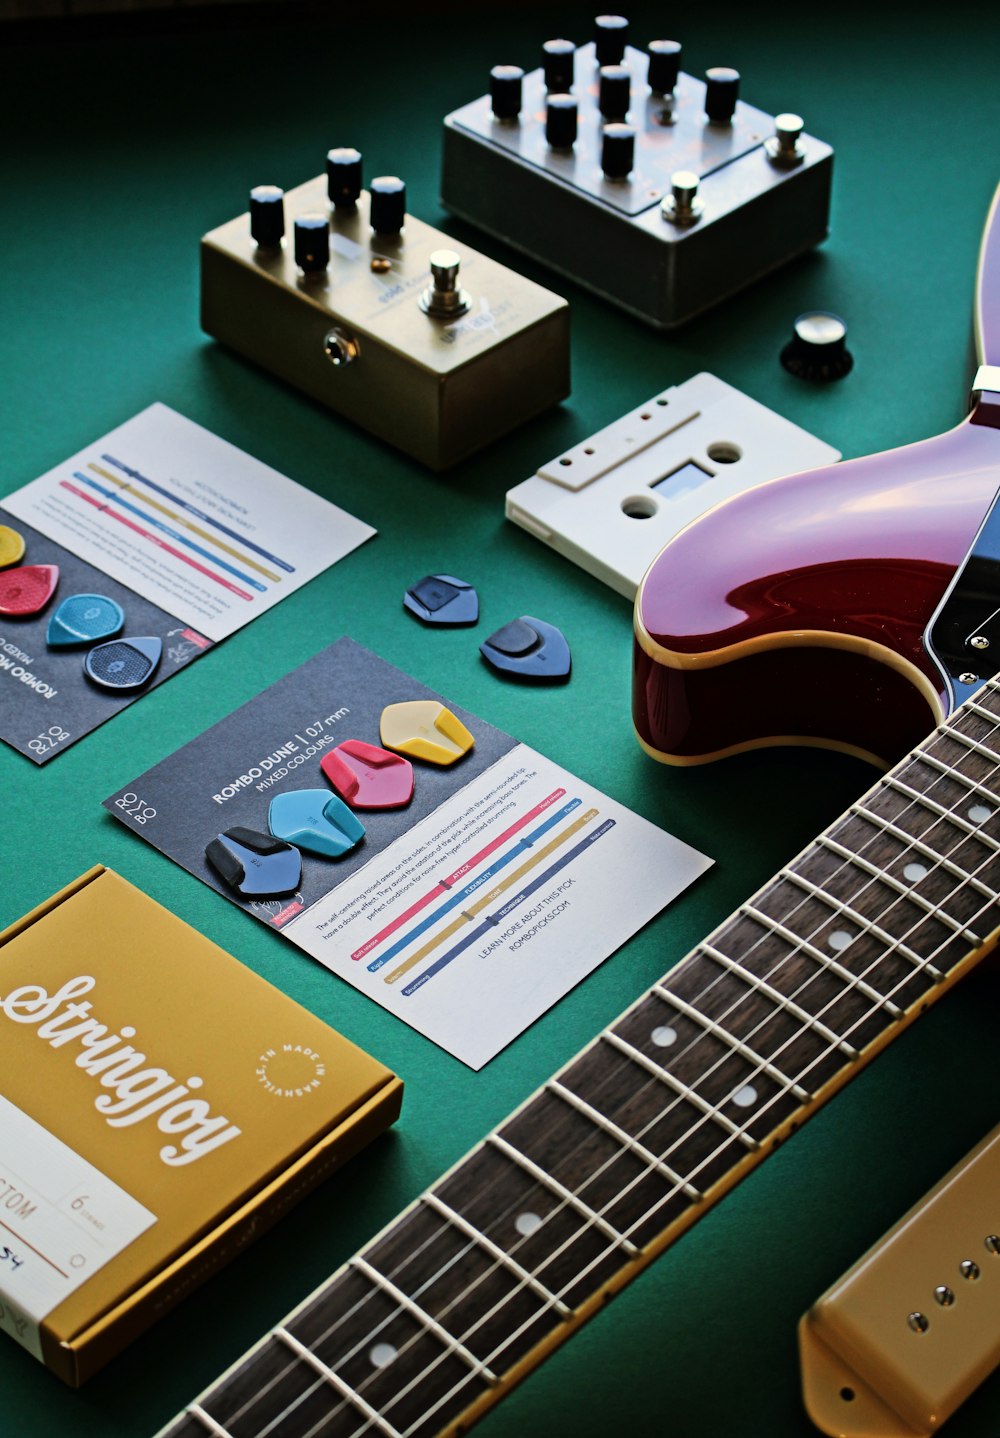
800 1125 1000 1438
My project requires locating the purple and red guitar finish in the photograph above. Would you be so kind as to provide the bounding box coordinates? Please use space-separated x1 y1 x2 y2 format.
634 182 1000 769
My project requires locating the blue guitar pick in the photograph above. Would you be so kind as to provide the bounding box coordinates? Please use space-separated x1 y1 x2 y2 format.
480 615 571 682
47 593 124 647
205 827 302 898
268 789 365 858
84 635 162 690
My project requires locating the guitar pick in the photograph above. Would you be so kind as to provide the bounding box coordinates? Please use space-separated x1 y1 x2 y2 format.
480 615 571 682
0 564 58 616
0 525 26 569
403 573 479 626
83 635 162 691
380 700 475 765
47 594 125 648
268 789 365 858
320 740 414 810
205 826 302 897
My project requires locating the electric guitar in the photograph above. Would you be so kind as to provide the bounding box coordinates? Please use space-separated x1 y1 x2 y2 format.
157 669 1000 1438
633 182 1000 770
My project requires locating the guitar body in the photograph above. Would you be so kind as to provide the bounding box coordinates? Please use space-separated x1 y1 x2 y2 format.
633 414 1000 768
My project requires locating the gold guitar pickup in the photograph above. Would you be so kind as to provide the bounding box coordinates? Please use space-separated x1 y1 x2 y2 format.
799 1126 1000 1436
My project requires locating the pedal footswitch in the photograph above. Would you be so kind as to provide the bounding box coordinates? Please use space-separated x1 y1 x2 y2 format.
201 164 570 470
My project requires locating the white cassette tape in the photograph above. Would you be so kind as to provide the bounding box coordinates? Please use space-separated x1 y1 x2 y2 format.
506 373 840 598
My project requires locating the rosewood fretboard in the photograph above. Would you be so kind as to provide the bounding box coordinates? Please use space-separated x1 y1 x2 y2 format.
159 681 1000 1438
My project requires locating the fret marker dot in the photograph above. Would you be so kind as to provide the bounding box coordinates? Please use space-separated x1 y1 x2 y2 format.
369 1342 397 1369
515 1211 544 1237
732 1083 757 1108
903 862 929 883
651 1025 677 1047
828 929 853 951
969 804 992 824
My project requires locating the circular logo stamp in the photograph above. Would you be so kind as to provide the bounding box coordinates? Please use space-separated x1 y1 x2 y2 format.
255 1044 325 1097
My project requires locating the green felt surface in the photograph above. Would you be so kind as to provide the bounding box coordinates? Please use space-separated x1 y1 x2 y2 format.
3 4 1000 1435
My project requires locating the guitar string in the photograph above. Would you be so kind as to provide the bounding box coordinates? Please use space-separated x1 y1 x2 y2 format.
197 730 1000 1438
191 716 1000 1438
189 706 1000 1438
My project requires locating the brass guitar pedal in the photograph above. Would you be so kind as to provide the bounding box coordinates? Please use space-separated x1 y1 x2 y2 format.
200 161 570 470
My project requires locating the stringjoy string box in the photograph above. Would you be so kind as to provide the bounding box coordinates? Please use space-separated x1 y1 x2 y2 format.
0 867 402 1385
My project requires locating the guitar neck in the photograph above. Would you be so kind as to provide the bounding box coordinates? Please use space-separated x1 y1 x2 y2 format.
160 683 1000 1438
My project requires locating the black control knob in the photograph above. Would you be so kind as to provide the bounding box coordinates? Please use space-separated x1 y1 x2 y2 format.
705 66 740 123
293 214 329 273
546 93 578 149
601 122 635 179
648 39 681 94
249 185 284 248
543 38 576 91
369 176 406 236
326 147 362 210
491 64 524 120
780 312 854 381
599 64 630 119
595 14 629 64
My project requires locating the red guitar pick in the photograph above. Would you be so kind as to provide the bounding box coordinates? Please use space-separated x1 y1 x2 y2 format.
321 740 414 810
0 564 59 616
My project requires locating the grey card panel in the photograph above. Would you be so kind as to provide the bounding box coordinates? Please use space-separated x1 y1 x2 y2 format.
103 638 519 924
0 511 211 764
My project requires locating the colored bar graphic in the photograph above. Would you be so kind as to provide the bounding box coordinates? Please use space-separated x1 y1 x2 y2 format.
73 474 267 592
351 786 567 961
367 797 582 972
60 480 254 600
383 807 598 985
401 818 616 996
101 453 296 573
88 463 281 583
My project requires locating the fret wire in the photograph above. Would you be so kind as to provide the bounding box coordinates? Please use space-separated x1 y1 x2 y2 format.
850 801 995 901
487 1134 640 1257
547 1079 704 1200
964 698 1000 725
178 702 1000 1438
915 749 992 791
784 858 945 979
883 775 1000 852
351 1256 499 1386
600 1029 759 1151
651 985 811 1101
930 722 1000 765
189 1407 234 1438
816 837 973 955
699 943 858 1057
275 1327 403 1438
421 1192 571 1320
740 903 903 1018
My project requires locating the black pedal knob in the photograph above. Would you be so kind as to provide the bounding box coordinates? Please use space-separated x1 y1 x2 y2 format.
491 64 524 120
369 176 406 236
705 66 740 123
294 213 329 272
543 38 575 91
249 185 284 248
648 39 681 94
546 93 578 149
326 147 362 210
780 312 854 381
599 64 631 119
601 122 635 179
595 14 629 65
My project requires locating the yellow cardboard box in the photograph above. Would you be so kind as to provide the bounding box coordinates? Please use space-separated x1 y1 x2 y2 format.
0 866 402 1385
